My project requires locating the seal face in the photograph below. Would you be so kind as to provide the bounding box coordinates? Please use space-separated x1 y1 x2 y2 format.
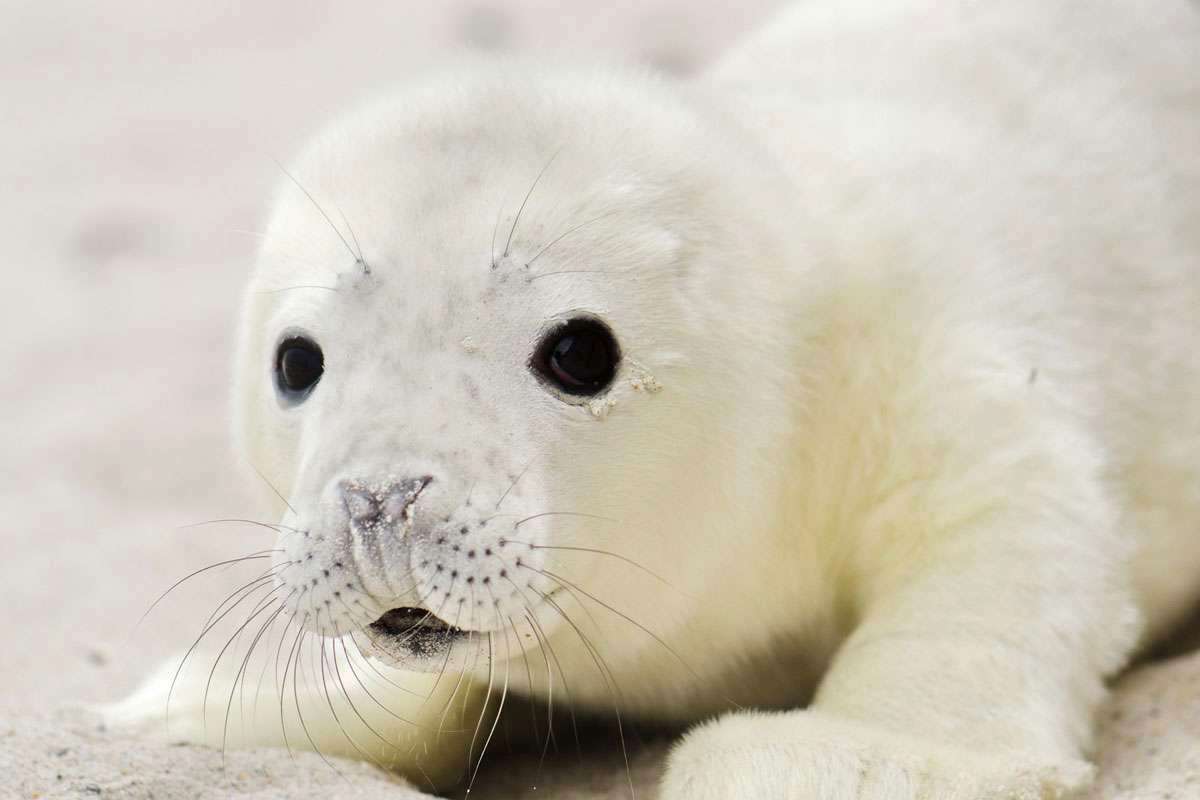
234 66 801 685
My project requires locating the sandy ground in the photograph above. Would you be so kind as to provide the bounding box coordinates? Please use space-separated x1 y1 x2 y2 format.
6 654 1200 800
2 1 1198 798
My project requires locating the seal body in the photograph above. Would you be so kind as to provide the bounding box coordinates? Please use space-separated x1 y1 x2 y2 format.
112 1 1200 797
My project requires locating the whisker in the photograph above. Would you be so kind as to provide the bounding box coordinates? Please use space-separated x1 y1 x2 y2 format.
526 269 612 282
490 203 505 269
466 632 498 784
537 588 636 800
201 563 292 632
235 598 287 729
512 511 616 528
420 597 460 710
508 614 540 751
250 465 298 517
468 630 487 717
316 634 392 770
201 585 283 743
273 159 365 273
227 230 341 274
167 572 284 725
252 589 299 725
435 626 476 746
352 584 445 665
274 605 303 760
580 566 737 712
507 583 581 761
528 271 614 283
495 461 533 510
223 600 288 761
503 148 563 258
178 518 303 535
468 631 510 795
316 636 366 754
332 595 428 700
338 627 450 734
334 634 437 731
137 551 280 629
257 285 340 294
542 567 739 709
249 616 281 724
410 756 439 795
335 205 367 268
526 210 621 267
502 540 672 588
418 586 465 707
401 583 461 725
286 619 346 779
448 628 485 750
203 586 284 732
520 608 557 776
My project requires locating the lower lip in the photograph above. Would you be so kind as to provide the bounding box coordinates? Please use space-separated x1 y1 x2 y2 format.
356 614 471 668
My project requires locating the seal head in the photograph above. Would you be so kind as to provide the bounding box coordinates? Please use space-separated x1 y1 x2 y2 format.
235 64 811 692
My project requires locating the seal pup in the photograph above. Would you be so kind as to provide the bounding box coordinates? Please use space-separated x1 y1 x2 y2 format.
111 0 1200 796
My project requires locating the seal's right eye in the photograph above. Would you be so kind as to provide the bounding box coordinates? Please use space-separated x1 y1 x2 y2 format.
275 337 324 398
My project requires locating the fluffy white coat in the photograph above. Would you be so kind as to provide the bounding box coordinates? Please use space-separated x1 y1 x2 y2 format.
111 1 1200 797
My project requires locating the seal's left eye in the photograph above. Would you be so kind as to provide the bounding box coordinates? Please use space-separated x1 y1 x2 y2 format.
275 337 324 397
531 317 619 397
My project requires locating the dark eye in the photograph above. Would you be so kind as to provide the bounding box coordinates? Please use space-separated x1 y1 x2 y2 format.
532 317 619 396
275 336 324 398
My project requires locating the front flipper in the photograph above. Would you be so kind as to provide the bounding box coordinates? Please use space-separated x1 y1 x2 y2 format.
662 709 1092 800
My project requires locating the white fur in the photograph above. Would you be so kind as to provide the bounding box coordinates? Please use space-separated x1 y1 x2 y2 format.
110 1 1200 797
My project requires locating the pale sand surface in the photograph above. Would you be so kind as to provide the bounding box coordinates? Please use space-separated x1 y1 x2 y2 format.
1 2 1197 798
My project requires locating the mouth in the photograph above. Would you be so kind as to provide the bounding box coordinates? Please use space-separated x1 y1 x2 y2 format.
369 606 467 638
361 606 470 664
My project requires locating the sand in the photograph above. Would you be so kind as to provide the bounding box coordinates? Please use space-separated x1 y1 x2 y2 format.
5 650 1200 798
2 1 1197 797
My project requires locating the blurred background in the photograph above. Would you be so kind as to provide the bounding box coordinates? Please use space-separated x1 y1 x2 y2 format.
0 0 781 715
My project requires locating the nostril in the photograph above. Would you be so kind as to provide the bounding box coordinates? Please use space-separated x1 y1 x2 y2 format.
343 486 380 525
341 476 435 527
382 476 433 521
382 490 408 520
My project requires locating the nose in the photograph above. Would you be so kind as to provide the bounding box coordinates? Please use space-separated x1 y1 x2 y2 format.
339 475 433 527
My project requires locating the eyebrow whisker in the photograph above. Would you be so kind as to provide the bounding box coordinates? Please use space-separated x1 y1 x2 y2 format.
526 209 622 267
273 159 366 274
503 148 563 259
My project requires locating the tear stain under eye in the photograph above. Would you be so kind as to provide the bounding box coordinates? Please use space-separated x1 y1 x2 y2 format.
587 395 618 419
585 360 662 419
627 358 663 394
